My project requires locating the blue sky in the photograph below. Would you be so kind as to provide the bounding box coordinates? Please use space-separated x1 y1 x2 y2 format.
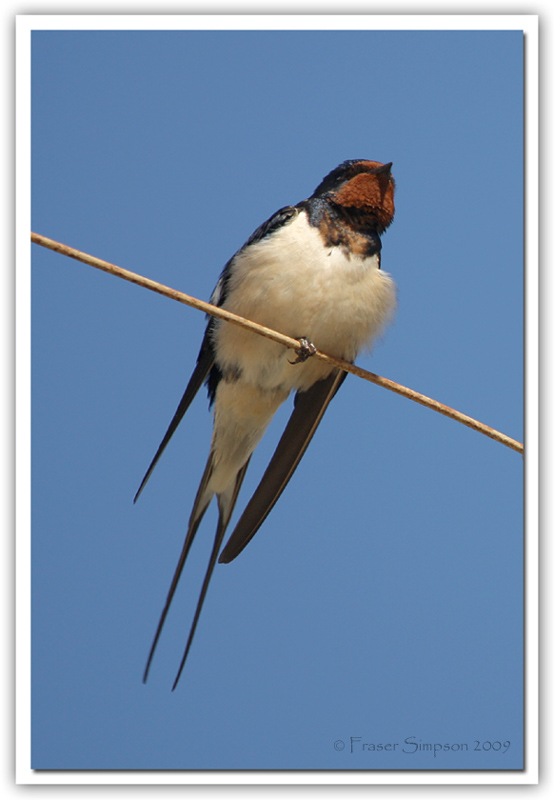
30 27 524 771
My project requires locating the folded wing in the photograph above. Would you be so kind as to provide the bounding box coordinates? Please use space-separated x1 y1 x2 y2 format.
219 369 347 564
133 331 215 503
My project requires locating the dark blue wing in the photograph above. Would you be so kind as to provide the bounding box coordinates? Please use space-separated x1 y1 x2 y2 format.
243 205 299 248
218 369 347 563
133 329 215 502
136 205 300 497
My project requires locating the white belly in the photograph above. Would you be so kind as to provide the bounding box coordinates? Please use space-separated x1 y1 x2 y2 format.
213 210 396 393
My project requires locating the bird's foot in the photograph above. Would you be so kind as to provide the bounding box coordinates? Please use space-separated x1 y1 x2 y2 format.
290 337 317 364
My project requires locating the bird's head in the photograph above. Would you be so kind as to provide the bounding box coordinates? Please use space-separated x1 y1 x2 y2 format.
311 159 395 231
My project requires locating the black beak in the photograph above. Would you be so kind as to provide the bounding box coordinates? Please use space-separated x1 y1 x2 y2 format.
371 162 393 176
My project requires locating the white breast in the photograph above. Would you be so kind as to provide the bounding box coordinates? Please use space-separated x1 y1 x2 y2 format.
213 210 396 393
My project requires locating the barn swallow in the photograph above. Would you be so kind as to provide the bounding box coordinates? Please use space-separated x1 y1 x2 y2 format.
135 159 397 689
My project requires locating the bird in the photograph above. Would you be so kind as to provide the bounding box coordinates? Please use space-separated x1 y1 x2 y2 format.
135 159 397 689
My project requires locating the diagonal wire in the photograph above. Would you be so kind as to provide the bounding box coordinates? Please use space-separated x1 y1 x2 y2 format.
30 231 523 456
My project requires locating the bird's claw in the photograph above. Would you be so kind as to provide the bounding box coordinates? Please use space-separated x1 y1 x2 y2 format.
290 338 317 364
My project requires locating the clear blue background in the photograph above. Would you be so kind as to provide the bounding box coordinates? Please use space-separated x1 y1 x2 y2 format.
30 29 523 771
